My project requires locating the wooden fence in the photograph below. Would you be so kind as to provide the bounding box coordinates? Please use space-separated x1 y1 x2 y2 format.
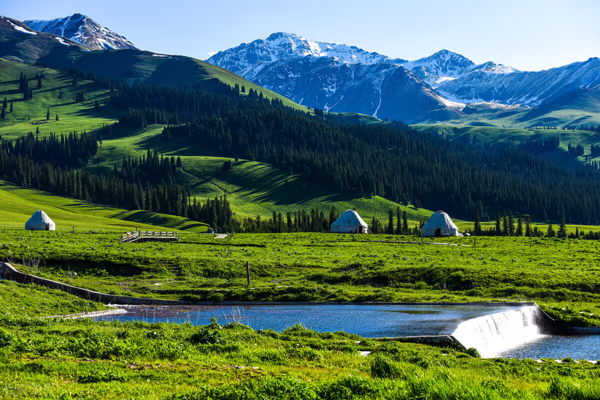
120 231 180 244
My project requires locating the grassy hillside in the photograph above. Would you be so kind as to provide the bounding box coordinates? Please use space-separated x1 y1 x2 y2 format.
38 47 307 112
429 88 600 129
413 124 600 167
0 60 431 224
0 59 117 139
0 179 208 232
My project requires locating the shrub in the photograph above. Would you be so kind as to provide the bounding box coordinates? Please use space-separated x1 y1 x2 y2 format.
370 354 404 379
0 329 15 348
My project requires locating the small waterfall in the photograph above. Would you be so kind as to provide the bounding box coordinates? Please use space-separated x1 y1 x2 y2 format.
452 306 548 358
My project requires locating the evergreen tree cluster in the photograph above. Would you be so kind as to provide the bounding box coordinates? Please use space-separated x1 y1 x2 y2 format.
47 68 600 225
238 207 339 233
2 132 98 168
519 137 560 154
19 72 33 100
0 134 231 230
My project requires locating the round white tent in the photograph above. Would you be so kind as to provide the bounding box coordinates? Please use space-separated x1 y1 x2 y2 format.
331 210 369 234
25 210 56 231
421 210 461 237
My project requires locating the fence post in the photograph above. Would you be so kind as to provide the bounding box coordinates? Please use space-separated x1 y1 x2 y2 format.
246 261 251 286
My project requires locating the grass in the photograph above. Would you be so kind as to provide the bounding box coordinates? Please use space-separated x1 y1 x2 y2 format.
0 280 106 317
0 59 117 139
1 230 599 327
0 179 208 232
0 313 599 399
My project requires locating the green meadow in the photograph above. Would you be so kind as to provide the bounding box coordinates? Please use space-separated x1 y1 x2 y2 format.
0 230 598 327
2 313 600 399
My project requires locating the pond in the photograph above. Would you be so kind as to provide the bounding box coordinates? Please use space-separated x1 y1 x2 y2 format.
94 304 600 360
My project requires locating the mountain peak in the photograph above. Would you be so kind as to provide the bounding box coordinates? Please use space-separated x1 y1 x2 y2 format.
207 32 406 74
24 14 136 51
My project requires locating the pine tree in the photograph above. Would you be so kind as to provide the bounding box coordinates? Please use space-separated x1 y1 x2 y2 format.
402 211 408 235
509 211 514 236
56 114 59 121
0 108 4 120
9 102 13 113
516 214 523 236
558 218 567 238
525 215 532 237
547 224 555 237
495 211 501 236
387 209 394 234
329 207 337 228
474 209 481 236
2 98 6 109
37 76 42 89
46 108 50 121
396 207 401 234
95 99 100 109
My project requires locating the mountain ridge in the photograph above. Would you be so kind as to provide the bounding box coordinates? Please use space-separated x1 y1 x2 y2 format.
208 32 600 121
24 13 136 51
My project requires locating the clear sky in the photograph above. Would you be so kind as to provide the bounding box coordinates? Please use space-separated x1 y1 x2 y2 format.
3 0 599 71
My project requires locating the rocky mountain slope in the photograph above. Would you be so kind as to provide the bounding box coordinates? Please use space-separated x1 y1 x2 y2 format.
0 16 84 64
208 32 600 122
24 13 136 51
208 33 462 122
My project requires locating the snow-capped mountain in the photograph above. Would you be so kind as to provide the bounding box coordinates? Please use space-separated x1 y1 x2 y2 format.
209 32 405 77
437 58 600 106
208 32 600 121
208 33 461 122
24 14 136 51
0 16 85 64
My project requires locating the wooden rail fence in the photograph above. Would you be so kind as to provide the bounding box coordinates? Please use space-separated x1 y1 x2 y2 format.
120 231 180 244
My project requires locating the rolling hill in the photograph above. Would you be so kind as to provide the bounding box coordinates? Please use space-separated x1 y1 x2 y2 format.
0 179 208 231
0 58 432 225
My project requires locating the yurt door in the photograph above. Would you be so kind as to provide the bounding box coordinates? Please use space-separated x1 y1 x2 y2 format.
435 228 441 237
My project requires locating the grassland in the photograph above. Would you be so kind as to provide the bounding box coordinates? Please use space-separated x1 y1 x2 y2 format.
0 230 598 327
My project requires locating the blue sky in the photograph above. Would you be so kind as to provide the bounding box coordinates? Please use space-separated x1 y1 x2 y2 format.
3 0 599 71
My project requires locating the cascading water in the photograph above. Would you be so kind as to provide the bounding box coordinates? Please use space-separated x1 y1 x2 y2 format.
452 306 548 358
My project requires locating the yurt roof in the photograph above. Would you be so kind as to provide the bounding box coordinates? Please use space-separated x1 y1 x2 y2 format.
331 210 368 228
422 210 458 230
26 210 54 224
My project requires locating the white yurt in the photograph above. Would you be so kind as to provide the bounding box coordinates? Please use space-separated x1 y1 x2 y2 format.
421 210 461 237
331 210 369 234
25 210 56 231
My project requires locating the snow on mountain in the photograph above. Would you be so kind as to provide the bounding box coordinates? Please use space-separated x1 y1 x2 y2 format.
437 58 600 106
401 49 475 86
207 33 464 122
208 32 405 74
208 32 600 121
4 17 37 35
24 14 136 51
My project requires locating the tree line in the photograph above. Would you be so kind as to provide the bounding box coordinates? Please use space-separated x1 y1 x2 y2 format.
0 132 234 231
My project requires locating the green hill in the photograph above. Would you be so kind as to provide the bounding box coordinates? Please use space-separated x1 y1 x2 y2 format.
0 179 208 232
413 124 600 167
38 47 306 111
0 60 433 226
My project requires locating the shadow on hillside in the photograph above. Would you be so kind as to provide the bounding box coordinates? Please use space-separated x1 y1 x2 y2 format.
110 210 207 231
